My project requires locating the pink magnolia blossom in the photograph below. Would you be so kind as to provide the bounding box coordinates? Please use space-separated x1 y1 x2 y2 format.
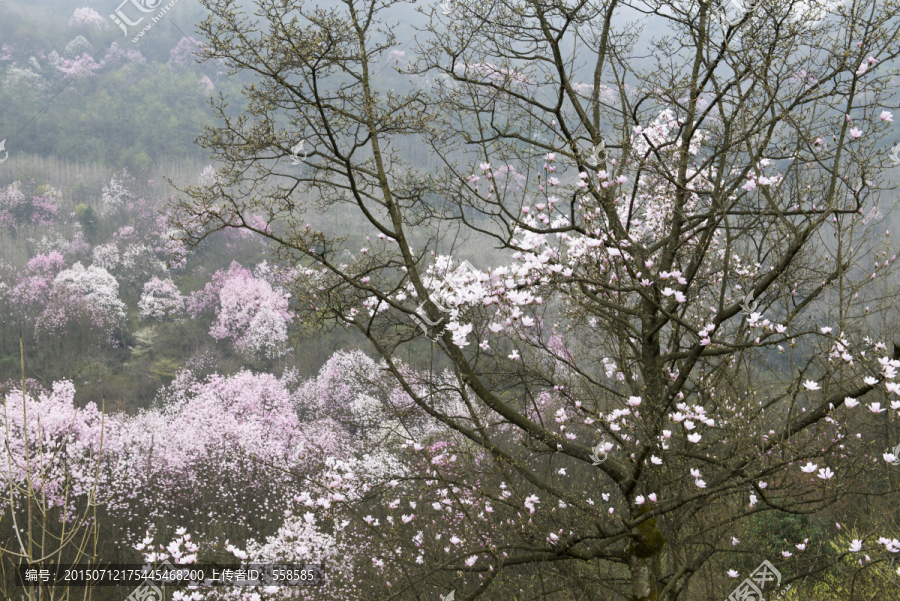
145 97 900 596
169 37 204 70
1 381 105 511
209 265 292 359
100 42 146 69
0 182 60 228
27 251 66 274
57 53 101 79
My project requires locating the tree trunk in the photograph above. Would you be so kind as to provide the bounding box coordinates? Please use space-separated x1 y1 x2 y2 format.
627 507 665 601
628 554 660 601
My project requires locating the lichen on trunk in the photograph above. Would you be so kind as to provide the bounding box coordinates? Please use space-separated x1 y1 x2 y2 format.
627 506 666 601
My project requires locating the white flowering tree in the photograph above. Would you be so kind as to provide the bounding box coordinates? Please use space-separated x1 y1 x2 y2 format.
54 262 126 322
138 277 185 320
100 169 136 211
67 7 108 31
171 0 900 598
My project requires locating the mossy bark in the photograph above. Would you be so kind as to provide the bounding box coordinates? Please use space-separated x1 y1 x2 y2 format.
627 506 666 601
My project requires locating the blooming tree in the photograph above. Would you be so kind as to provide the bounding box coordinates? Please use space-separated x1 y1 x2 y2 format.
0 378 107 601
198 165 218 187
54 262 126 322
63 36 92 58
138 277 185 320
100 169 136 210
1 380 107 508
100 42 147 69
0 250 126 348
170 0 900 598
189 262 292 359
0 361 388 591
121 349 463 598
169 37 204 70
198 75 215 95
101 368 312 539
57 53 101 80
67 7 107 31
92 243 120 270
0 182 60 229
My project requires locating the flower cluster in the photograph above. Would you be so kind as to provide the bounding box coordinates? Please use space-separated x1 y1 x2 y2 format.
138 277 185 320
67 7 107 30
195 262 293 359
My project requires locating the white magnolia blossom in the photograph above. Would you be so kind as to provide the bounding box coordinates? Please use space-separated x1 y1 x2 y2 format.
54 262 126 320
138 277 185 320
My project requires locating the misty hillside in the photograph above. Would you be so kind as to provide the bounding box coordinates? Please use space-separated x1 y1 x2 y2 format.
2 0 900 599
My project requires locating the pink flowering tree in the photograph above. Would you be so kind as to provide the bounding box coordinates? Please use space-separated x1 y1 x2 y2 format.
1 255 62 323
125 349 459 598
0 379 107 599
169 37 204 70
1 365 351 594
171 0 900 598
1 380 107 510
0 182 60 230
0 261 127 348
115 352 431 549
188 262 292 359
57 53 101 80
100 42 147 70
100 368 311 542
0 252 122 352
3 365 336 574
81 211 174 302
